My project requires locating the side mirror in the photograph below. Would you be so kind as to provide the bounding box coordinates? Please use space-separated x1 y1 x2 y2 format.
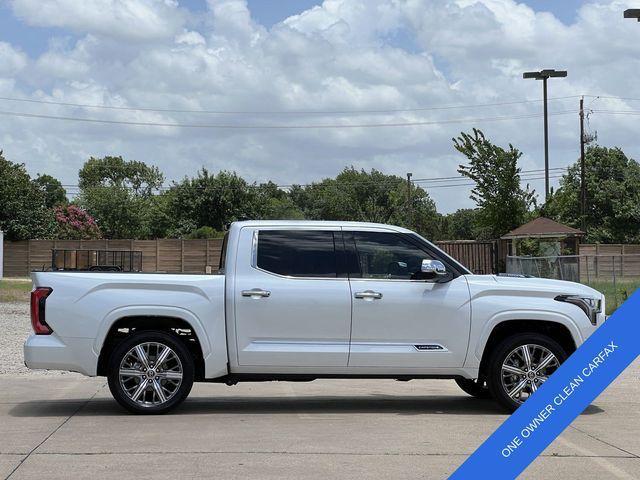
421 259 447 276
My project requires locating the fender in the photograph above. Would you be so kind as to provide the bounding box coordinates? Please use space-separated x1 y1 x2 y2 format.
93 305 213 361
473 309 583 363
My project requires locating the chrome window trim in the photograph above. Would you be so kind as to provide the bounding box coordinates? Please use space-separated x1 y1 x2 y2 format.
348 277 447 284
248 227 460 283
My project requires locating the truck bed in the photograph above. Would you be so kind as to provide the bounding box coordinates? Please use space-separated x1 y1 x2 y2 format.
26 271 228 378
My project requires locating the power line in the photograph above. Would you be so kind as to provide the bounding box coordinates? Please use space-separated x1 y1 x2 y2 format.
412 167 566 184
422 174 564 189
591 109 640 116
59 167 567 188
0 95 581 116
583 95 640 103
59 171 567 193
63 177 562 196
0 109 577 129
261 168 568 189
0 93 633 118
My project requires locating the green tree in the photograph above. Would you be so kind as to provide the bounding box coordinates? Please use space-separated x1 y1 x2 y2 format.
440 208 479 240
79 186 142 238
77 156 166 238
167 169 262 234
254 182 305 220
79 156 163 194
289 167 440 239
453 129 536 239
545 146 640 243
0 151 56 240
33 174 67 208
138 193 176 239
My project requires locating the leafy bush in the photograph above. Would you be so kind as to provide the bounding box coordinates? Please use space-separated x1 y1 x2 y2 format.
183 226 225 239
54 205 101 239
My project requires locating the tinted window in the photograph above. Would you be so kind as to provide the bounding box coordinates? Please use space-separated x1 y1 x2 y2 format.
352 232 433 280
219 232 229 272
257 230 338 278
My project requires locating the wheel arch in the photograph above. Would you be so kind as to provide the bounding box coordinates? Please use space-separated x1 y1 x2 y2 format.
475 316 579 381
95 307 212 379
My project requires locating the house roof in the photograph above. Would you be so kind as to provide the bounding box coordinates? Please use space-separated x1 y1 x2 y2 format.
501 217 584 239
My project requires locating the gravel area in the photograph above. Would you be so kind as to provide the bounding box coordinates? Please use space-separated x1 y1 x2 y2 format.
0 301 80 376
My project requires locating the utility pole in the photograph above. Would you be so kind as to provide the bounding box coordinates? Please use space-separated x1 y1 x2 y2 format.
579 97 586 233
406 172 412 228
542 76 549 200
523 69 567 202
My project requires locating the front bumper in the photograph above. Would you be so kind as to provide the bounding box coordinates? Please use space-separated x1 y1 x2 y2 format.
576 307 607 346
24 334 97 376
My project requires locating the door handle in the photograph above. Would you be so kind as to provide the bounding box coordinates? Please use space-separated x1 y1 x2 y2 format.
241 288 271 298
354 290 383 300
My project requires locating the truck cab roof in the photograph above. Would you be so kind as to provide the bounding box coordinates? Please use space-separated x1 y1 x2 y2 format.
231 220 414 233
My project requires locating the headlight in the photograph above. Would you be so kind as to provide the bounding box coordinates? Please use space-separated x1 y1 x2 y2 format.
555 294 602 326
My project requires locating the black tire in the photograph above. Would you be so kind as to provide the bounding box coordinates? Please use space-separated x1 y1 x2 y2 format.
107 330 194 414
488 333 567 412
455 378 492 399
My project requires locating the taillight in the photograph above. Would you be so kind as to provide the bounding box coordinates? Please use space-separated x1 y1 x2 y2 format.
30 287 53 335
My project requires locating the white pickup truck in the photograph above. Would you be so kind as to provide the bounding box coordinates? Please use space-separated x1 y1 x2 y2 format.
25 220 605 414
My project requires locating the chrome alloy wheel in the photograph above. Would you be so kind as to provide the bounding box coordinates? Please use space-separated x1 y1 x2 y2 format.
119 342 183 408
500 344 560 404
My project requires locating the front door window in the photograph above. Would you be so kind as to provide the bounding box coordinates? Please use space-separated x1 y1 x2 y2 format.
351 231 433 280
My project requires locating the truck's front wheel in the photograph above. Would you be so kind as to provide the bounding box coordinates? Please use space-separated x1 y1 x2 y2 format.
488 333 567 412
107 331 194 414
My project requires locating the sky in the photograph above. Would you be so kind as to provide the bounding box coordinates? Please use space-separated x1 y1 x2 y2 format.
0 0 639 214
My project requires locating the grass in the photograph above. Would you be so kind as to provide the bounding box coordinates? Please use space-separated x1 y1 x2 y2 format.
0 278 32 303
584 278 640 315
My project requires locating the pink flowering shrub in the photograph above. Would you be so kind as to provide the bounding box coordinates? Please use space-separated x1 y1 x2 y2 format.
54 205 102 239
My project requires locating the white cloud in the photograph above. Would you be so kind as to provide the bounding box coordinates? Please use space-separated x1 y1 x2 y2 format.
0 42 28 75
1 0 640 213
9 0 186 41
175 30 206 46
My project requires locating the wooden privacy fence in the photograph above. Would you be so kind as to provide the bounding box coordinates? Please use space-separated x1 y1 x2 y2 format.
2 239 224 277
436 240 498 275
2 237 500 277
578 244 640 280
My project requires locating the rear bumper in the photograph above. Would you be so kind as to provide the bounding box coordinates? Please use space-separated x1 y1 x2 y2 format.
24 334 97 376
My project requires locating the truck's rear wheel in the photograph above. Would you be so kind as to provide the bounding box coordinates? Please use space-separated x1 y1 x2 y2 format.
107 331 194 414
488 333 566 412
455 378 491 399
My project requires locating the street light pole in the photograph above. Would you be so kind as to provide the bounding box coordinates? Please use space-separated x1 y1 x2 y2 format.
406 172 412 228
580 97 586 233
542 76 549 199
523 69 567 202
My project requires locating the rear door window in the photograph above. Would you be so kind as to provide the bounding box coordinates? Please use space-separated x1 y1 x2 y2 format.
256 230 338 278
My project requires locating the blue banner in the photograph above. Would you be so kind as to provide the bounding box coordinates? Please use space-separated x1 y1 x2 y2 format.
450 290 640 479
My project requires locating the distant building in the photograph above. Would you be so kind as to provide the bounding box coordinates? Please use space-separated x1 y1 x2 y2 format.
501 217 584 256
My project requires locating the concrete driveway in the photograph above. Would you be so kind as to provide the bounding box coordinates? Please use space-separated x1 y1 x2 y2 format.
1 301 639 479
1 367 639 480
